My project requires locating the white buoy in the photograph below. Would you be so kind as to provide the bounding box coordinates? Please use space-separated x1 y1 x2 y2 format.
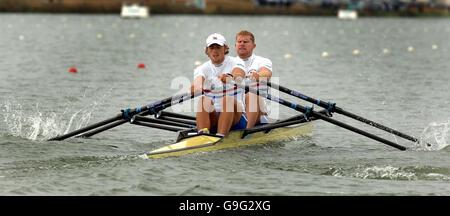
19 35 25 40
161 33 168 38
382 48 390 54
129 33 135 39
284 53 292 59
96 33 103 39
321 52 329 58
352 49 360 55
194 60 202 66
432 44 438 50
407 46 414 52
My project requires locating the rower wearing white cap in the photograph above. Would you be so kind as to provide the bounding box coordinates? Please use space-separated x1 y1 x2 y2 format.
235 30 273 128
190 33 247 137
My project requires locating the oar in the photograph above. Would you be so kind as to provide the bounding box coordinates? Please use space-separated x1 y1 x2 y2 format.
244 85 406 150
76 92 199 138
75 119 128 139
48 115 122 141
48 91 198 141
264 81 425 146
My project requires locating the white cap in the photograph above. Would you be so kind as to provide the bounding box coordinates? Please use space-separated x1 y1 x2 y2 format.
206 33 226 47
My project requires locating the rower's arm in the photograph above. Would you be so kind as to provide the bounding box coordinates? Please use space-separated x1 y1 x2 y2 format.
191 76 205 94
247 67 272 82
257 66 272 78
231 67 245 82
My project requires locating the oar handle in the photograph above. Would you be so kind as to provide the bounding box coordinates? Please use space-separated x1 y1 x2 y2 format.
265 81 422 145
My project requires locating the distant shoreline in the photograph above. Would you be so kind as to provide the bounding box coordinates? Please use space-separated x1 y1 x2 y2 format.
0 0 448 17
1 11 449 18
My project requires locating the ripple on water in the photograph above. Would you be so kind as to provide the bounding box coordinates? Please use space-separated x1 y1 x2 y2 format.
325 164 450 182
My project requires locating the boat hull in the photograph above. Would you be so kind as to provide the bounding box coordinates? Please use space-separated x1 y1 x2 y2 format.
143 122 313 159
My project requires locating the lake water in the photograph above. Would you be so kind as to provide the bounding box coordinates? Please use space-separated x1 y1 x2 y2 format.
1 14 450 196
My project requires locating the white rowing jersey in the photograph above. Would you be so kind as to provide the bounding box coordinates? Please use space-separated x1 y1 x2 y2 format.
238 53 273 123
194 56 246 112
239 53 273 75
238 53 272 92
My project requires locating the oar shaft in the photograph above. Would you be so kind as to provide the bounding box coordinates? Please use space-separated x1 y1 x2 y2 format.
336 108 418 142
133 115 195 128
242 117 311 138
80 94 197 138
313 111 407 151
76 119 128 138
125 91 195 118
157 111 196 121
267 81 419 144
131 121 187 132
48 115 122 141
157 116 197 126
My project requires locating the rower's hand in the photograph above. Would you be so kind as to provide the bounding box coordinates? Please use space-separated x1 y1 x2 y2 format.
219 74 234 83
246 70 259 82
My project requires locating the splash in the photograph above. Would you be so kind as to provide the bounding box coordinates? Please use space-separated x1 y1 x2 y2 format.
413 120 450 151
353 165 417 181
1 101 87 141
330 165 450 181
327 165 418 180
0 89 111 141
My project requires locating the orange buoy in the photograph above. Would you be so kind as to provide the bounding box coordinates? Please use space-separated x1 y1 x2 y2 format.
137 63 146 69
68 67 77 73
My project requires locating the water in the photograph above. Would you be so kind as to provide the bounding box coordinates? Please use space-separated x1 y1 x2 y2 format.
1 14 450 195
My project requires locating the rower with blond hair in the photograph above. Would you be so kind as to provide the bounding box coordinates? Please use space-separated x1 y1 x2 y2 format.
235 30 273 128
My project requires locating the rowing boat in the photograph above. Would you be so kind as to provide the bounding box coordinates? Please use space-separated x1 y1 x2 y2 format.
143 121 313 159
48 82 414 152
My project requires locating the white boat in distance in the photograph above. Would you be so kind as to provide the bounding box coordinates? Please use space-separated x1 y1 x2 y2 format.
337 9 358 20
120 3 149 18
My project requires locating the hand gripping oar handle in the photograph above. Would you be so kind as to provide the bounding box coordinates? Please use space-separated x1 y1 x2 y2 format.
48 91 199 141
243 84 406 151
265 81 423 145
